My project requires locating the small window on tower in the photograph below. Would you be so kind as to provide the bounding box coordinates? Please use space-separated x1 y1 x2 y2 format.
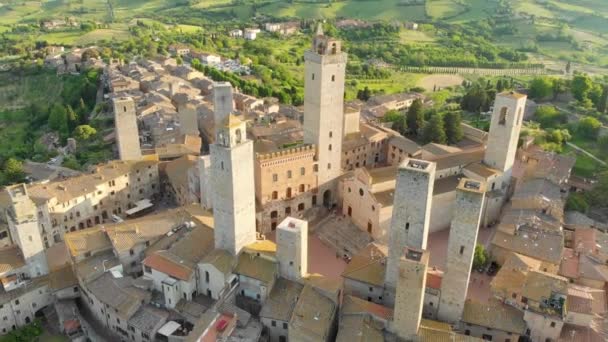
328 144 332 151
123 106 127 112
460 246 465 255
312 73 315 80
327 163 331 170
499 107 508 125
329 131 333 138
405 222 410 231
331 75 335 82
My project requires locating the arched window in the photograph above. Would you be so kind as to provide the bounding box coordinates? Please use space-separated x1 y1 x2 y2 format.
235 129 242 144
271 191 278 200
328 144 332 151
270 211 278 219
285 207 291 215
298 203 305 211
299 184 305 192
331 43 337 54
205 271 209 283
499 107 508 125
286 187 292 198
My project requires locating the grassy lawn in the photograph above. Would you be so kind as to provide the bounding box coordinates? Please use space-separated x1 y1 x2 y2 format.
426 0 466 19
345 72 423 100
257 1 427 21
399 29 436 43
446 0 498 23
175 24 204 33
514 0 556 19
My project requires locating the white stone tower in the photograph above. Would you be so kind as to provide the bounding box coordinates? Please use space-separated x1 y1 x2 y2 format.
438 179 486 323
213 82 234 125
392 247 429 340
276 217 308 281
210 83 257 256
384 158 435 306
198 155 213 210
178 102 200 136
484 91 527 182
113 97 141 161
303 25 347 203
6 184 49 278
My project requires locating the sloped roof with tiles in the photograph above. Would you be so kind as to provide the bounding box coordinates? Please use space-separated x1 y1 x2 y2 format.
427 147 485 171
462 299 527 334
464 162 498 179
48 264 78 291
567 284 606 315
0 245 25 275
389 135 421 156
27 160 157 203
260 277 304 321
128 305 169 333
86 272 150 318
578 254 608 282
521 270 568 302
559 248 579 279
234 252 278 284
65 228 112 259
418 319 484 342
336 314 384 342
341 243 387 287
289 285 337 340
492 230 564 265
200 249 234 276
341 295 393 320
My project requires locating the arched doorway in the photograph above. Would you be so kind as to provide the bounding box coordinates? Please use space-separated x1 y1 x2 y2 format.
323 190 332 208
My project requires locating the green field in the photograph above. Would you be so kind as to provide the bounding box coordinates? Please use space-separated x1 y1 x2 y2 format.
426 0 466 19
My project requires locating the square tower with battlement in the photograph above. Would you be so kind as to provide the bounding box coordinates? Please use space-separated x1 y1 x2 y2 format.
384 158 435 306
438 178 486 323
303 25 347 202
210 83 257 256
392 247 429 340
277 217 308 281
6 184 49 278
484 91 527 180
113 97 142 161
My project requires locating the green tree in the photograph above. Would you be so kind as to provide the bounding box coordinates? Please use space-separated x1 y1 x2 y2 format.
66 105 79 132
406 99 424 135
528 77 553 99
577 116 602 139
571 73 593 102
566 193 589 213
48 103 69 136
443 111 463 145
3 158 25 184
422 114 447 144
73 125 97 141
473 244 488 270
534 105 566 128
597 85 608 114
62 156 81 170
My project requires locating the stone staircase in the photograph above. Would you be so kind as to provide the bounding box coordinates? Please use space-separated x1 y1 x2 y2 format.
315 214 373 258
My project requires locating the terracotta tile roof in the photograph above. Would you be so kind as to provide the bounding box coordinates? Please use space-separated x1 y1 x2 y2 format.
559 248 579 279
566 284 606 315
578 254 608 282
259 277 304 321
418 319 483 342
201 249 234 276
144 252 192 281
341 243 387 287
48 265 78 291
27 160 158 203
86 272 150 318
341 295 393 320
388 135 421 155
426 269 443 290
521 270 568 302
65 227 112 259
0 245 25 275
234 252 278 284
289 285 337 340
574 228 598 255
427 147 485 170
336 314 384 342
462 299 527 334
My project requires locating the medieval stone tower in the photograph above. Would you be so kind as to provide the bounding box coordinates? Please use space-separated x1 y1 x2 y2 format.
177 102 200 136
210 83 257 256
384 158 435 306
113 97 141 161
303 24 347 204
393 247 429 340
438 178 486 323
276 217 308 281
484 91 527 184
6 184 49 278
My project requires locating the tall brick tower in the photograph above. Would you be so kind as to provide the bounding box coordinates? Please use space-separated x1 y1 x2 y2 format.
210 83 256 256
438 178 486 323
384 158 435 306
303 24 347 206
